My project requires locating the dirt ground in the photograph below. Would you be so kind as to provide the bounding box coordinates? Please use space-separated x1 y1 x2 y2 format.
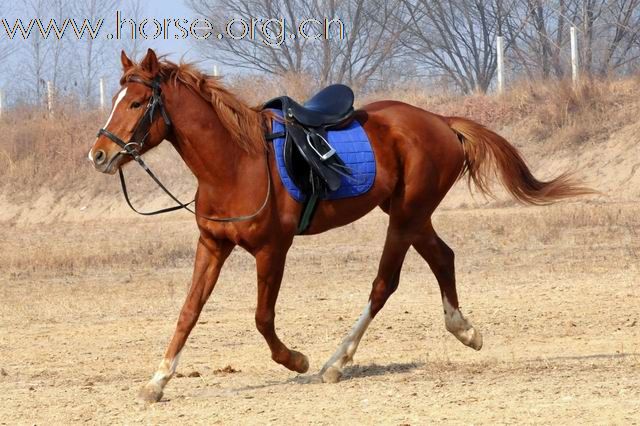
1 201 639 425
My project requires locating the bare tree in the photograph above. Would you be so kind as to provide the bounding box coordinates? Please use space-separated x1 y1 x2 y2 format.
507 0 640 78
188 0 307 75
307 0 407 88
502 0 577 79
119 0 145 61
401 0 519 93
20 0 50 105
580 0 606 74
49 0 73 96
187 0 405 89
589 0 640 74
0 0 18 62
73 0 117 105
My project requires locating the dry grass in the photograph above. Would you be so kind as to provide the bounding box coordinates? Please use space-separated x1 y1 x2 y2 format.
0 106 101 189
364 77 640 146
230 72 316 105
0 76 637 207
0 217 198 280
1 199 637 280
503 78 639 147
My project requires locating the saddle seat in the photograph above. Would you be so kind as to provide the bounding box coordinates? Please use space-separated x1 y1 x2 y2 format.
264 84 354 127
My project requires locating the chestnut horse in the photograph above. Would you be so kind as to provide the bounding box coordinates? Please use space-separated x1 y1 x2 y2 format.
89 49 588 402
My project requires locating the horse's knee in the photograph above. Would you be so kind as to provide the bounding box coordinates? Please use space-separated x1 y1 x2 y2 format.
255 310 274 336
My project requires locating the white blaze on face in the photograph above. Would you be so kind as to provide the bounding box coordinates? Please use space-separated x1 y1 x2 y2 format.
104 88 128 129
90 88 128 164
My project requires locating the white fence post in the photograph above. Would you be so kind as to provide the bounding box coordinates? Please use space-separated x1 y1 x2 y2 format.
570 26 579 87
496 35 505 95
0 89 4 118
99 78 106 111
213 64 219 77
46 81 54 117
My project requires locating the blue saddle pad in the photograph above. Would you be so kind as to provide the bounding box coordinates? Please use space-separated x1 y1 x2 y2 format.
270 112 376 202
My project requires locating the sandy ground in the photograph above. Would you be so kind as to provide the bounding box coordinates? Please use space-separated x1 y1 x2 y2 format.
1 201 639 425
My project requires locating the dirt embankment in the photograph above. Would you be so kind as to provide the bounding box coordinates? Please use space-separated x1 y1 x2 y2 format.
0 78 639 224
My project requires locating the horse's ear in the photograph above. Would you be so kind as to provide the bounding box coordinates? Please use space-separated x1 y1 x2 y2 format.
140 48 160 76
121 50 134 71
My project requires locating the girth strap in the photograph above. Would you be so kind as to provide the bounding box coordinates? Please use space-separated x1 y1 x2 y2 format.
297 193 319 234
265 131 285 140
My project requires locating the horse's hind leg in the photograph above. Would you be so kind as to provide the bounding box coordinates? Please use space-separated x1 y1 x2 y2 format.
413 221 482 350
320 218 412 383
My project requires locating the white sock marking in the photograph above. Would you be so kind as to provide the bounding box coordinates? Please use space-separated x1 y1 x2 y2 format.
443 296 467 333
323 302 373 371
90 88 127 165
442 296 482 349
150 351 181 388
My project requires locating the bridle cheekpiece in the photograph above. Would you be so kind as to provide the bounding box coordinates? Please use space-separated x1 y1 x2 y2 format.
97 75 171 161
96 74 271 222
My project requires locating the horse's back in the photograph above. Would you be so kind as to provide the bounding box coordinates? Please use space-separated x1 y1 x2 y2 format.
360 100 465 196
302 100 464 234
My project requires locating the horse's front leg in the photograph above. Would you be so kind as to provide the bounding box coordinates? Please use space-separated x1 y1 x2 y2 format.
139 237 235 403
254 247 309 373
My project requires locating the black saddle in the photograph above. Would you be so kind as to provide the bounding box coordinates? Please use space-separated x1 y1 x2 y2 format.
264 84 356 234
275 84 355 127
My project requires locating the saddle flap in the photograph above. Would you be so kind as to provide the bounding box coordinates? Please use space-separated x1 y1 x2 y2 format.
286 125 344 192
268 112 376 204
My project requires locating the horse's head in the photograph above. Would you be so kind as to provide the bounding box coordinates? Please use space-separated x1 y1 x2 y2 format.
88 49 171 174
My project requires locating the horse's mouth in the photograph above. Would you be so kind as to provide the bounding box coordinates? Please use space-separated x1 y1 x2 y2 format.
101 152 123 175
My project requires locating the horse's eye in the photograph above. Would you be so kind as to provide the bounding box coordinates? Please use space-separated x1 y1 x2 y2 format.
131 101 142 109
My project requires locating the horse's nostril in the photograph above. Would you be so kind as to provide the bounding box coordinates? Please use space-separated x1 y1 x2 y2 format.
94 150 106 165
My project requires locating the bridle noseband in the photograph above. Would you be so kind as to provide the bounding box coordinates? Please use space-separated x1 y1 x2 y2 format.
97 75 271 222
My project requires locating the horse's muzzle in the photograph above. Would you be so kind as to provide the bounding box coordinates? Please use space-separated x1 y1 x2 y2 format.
93 149 107 165
89 148 122 174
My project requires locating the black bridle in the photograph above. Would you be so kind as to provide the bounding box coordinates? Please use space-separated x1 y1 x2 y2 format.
97 75 271 222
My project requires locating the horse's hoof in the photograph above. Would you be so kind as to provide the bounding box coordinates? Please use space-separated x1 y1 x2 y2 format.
321 366 343 383
456 327 483 351
138 383 163 403
291 350 310 373
468 328 483 350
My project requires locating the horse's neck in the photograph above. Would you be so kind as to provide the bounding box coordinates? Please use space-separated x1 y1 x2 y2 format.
165 87 266 212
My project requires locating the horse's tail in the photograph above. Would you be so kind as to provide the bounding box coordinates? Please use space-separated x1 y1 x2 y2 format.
444 116 593 205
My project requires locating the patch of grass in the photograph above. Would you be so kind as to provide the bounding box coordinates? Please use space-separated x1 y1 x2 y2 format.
0 75 636 216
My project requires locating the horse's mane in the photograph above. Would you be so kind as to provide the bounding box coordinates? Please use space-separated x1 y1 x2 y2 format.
121 59 269 153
